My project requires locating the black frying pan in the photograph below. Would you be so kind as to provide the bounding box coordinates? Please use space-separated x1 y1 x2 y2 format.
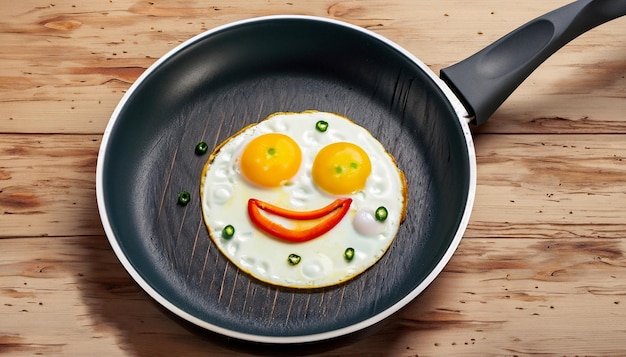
96 0 626 344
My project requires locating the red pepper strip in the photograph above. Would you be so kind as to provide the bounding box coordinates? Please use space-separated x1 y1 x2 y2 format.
248 198 352 243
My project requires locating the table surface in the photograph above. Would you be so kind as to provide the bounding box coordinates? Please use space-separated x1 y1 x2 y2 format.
1 0 625 355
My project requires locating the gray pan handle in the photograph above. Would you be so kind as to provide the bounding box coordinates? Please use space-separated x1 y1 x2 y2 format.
440 0 626 125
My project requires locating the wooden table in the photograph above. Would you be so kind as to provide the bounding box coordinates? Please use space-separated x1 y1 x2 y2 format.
1 1 625 355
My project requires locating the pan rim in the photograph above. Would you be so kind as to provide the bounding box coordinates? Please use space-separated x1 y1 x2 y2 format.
95 14 477 344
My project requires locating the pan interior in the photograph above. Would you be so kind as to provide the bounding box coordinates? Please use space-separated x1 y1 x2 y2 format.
100 17 471 339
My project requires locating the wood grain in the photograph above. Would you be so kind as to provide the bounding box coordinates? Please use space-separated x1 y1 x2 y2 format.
1 236 624 356
2 134 624 240
1 0 625 355
470 134 626 239
2 0 624 135
0 135 102 238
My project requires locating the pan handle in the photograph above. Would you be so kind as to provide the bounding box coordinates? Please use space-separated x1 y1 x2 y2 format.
440 0 626 125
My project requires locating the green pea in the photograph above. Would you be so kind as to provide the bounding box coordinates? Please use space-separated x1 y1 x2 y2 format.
195 141 209 155
344 247 355 261
315 120 329 132
287 254 301 265
177 191 191 205
221 225 235 239
375 206 388 222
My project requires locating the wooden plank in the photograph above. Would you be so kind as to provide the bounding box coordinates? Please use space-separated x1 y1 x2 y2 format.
469 133 626 239
0 235 624 356
0 135 103 237
395 235 626 356
3 133 626 239
0 236 237 356
1 0 624 134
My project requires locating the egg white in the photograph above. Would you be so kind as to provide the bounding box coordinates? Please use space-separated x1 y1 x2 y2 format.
200 111 407 288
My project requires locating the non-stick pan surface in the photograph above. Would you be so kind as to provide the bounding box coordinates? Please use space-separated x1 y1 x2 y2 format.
97 17 474 342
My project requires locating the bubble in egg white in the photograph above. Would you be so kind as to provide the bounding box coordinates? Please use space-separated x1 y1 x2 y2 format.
200 111 407 289
241 256 255 269
366 175 386 196
269 119 288 132
302 260 325 280
211 185 232 204
353 209 386 236
302 130 321 146
255 261 269 277
225 240 239 256
236 230 252 242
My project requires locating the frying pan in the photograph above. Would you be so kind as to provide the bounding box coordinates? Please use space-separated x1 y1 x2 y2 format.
96 0 626 345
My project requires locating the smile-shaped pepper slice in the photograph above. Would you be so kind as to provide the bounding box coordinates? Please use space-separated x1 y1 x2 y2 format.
248 198 352 243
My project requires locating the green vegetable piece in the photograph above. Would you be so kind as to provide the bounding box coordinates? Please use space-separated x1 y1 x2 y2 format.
344 247 355 261
178 191 191 205
315 120 329 132
375 206 388 222
195 141 209 155
287 254 301 265
221 225 235 239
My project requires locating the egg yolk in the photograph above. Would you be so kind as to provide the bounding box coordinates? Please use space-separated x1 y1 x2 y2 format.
312 142 372 195
240 133 302 187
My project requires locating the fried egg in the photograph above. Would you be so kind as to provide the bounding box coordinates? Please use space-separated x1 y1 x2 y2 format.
200 111 407 288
